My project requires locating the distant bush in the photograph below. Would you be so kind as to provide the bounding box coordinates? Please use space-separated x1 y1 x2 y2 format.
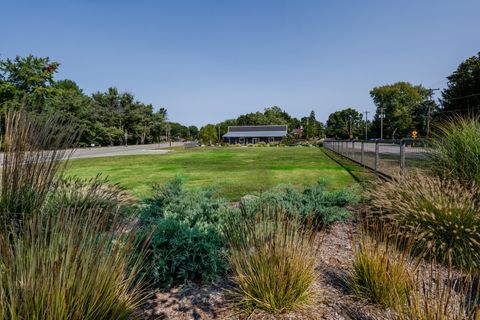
138 177 228 287
224 207 319 314
242 182 360 227
428 116 480 188
348 222 412 309
369 172 480 271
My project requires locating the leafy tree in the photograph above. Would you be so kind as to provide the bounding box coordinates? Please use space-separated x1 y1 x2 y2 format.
188 125 199 140
301 110 324 139
370 82 431 139
169 122 190 141
326 108 363 139
199 124 218 145
441 52 480 117
43 79 96 145
0 55 195 146
0 55 59 111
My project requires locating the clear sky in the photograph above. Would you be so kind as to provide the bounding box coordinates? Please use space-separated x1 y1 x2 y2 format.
1 0 479 127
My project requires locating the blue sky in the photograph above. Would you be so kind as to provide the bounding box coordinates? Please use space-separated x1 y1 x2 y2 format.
1 1 479 127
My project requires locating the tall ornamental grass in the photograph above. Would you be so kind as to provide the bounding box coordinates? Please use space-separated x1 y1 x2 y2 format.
369 172 480 271
0 208 146 320
428 116 480 187
396 260 480 320
0 110 76 224
224 206 320 315
0 110 147 319
348 221 413 309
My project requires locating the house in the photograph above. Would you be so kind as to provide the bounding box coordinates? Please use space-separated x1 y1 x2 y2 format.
223 125 288 144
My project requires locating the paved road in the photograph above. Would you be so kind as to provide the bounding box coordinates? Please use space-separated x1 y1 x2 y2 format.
68 142 184 160
0 142 185 163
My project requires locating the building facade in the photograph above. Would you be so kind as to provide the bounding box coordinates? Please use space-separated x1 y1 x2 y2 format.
223 125 288 144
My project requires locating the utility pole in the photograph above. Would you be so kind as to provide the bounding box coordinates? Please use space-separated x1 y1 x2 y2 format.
426 88 440 138
380 107 385 140
165 121 171 148
363 110 369 140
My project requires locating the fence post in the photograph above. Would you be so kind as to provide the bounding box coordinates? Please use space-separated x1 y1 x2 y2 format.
352 141 355 159
361 141 364 166
400 139 406 174
374 141 379 172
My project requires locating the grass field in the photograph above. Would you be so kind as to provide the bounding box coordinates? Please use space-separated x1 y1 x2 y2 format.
65 146 364 200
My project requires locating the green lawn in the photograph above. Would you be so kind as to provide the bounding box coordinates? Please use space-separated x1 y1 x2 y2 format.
65 146 362 200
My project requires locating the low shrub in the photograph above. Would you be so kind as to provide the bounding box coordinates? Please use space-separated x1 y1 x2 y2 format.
138 177 228 287
243 181 360 227
369 172 480 271
224 207 320 314
141 218 225 287
428 116 480 188
348 222 412 309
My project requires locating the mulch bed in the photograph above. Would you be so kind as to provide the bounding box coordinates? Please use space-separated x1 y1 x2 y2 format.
142 219 393 319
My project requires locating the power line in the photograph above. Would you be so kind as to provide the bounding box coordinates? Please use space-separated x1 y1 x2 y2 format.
442 93 480 101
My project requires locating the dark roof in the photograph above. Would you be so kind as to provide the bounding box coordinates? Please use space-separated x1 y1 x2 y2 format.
223 125 288 138
227 125 287 132
223 131 287 138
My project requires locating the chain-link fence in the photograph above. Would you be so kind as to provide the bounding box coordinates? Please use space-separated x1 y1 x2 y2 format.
323 139 431 179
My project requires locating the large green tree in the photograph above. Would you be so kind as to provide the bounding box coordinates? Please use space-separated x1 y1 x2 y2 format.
441 52 480 117
370 82 431 139
0 55 59 111
0 55 194 146
199 124 218 144
325 108 363 139
301 110 324 139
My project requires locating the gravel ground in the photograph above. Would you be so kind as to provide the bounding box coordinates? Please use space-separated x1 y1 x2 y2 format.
142 220 391 320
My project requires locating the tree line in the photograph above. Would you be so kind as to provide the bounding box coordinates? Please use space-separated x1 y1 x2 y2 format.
0 55 197 146
325 52 480 140
2 52 478 145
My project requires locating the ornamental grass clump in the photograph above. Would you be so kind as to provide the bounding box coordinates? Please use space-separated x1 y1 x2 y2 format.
396 260 480 320
0 110 147 319
224 206 320 315
369 172 480 271
428 116 480 188
348 222 413 310
0 109 77 225
0 208 146 320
